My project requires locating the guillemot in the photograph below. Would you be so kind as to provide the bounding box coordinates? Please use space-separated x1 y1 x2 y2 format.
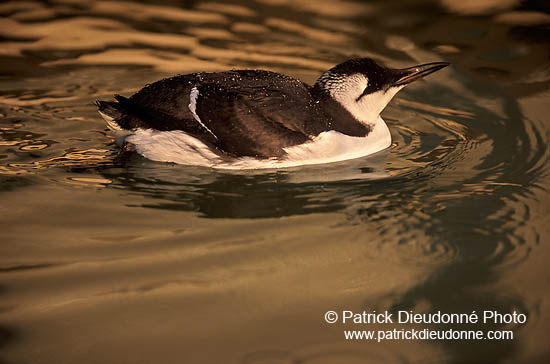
96 58 449 169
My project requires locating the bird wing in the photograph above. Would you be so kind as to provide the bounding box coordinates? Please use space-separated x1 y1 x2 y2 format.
192 82 322 158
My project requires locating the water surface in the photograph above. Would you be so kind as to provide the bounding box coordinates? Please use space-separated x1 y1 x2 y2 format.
1 1 549 363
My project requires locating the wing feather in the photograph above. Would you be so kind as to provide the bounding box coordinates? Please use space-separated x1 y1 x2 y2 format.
195 83 311 157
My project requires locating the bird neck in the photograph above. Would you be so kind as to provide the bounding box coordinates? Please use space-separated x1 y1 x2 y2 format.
310 87 372 137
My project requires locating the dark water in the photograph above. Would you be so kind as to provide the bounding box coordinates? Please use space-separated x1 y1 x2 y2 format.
1 1 549 363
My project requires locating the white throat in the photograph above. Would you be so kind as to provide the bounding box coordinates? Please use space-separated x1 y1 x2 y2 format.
323 73 404 128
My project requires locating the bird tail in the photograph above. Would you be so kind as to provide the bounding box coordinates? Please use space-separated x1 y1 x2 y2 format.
95 99 125 131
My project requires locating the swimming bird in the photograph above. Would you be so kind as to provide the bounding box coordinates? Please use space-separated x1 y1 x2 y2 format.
96 58 449 169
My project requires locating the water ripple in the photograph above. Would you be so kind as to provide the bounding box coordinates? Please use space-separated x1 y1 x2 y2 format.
0 1 548 363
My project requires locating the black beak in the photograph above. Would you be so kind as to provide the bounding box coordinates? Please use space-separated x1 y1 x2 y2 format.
392 62 450 87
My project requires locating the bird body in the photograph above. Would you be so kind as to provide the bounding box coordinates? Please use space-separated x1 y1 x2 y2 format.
97 58 449 169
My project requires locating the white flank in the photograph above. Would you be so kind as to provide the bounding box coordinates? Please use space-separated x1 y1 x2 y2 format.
188 87 218 139
122 116 391 169
125 129 222 166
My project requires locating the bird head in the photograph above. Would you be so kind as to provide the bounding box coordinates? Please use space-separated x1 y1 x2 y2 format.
314 58 449 125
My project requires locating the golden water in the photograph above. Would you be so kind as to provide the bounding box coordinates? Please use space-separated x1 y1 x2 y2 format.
1 1 549 363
